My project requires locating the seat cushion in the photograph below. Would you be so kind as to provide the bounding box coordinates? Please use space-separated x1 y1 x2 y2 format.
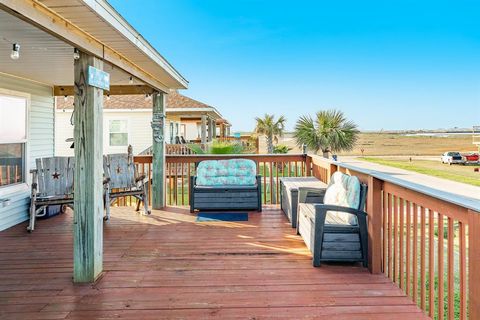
196 159 257 186
323 172 361 225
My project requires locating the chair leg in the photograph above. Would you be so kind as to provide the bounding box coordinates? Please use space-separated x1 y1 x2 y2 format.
313 208 327 267
104 190 110 221
143 189 150 215
27 202 36 232
135 198 141 212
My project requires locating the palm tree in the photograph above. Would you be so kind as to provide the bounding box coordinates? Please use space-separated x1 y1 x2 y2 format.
294 109 359 158
254 114 286 154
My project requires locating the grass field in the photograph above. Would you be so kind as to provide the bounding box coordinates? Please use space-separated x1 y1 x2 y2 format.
360 157 480 186
341 133 475 156
261 132 476 156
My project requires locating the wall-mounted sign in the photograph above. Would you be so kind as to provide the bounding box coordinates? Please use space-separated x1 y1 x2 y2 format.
87 66 110 90
151 112 165 143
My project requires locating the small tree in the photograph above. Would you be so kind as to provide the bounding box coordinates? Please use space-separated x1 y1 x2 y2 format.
294 109 359 158
254 114 286 154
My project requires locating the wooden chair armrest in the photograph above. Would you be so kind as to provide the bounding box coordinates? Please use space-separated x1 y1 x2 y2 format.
314 204 367 218
298 187 327 204
135 174 146 183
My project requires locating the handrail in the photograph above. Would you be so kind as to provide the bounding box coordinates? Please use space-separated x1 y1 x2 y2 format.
308 154 479 320
309 155 480 213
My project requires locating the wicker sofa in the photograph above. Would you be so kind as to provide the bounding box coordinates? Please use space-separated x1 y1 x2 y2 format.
190 159 262 212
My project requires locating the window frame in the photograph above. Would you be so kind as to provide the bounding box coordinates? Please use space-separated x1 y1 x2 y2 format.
108 118 130 147
0 88 30 194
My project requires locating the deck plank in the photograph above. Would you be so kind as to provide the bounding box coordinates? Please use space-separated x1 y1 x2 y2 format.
0 206 429 319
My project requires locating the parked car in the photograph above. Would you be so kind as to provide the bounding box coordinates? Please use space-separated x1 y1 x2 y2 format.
441 151 464 165
464 153 480 164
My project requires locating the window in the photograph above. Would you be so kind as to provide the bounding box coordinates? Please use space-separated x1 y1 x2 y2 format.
109 120 128 146
0 95 27 187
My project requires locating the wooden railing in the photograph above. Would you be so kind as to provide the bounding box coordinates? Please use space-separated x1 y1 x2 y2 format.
308 155 480 320
132 154 307 207
165 144 197 155
139 144 199 155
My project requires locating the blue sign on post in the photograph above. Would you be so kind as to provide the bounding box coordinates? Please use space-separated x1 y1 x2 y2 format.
87 66 110 91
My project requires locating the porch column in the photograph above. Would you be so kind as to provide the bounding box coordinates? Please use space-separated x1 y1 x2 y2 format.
152 92 166 209
201 114 207 144
73 51 104 283
207 117 214 142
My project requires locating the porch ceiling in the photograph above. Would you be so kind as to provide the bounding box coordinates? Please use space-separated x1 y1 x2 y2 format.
0 0 188 92
0 9 137 86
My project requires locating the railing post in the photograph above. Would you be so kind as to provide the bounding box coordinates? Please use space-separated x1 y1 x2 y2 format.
328 163 337 183
367 176 383 274
305 155 312 176
469 210 480 319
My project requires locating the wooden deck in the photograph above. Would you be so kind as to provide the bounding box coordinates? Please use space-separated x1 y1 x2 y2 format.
0 206 429 319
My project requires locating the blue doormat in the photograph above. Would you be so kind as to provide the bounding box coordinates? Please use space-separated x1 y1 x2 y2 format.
196 212 249 222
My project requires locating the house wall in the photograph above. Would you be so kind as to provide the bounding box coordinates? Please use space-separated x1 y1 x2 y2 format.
55 110 182 156
0 73 55 231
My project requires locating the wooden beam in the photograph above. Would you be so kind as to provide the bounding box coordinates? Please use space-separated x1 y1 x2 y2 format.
54 85 156 96
208 117 214 142
152 92 166 209
201 115 207 144
73 51 104 283
0 0 171 93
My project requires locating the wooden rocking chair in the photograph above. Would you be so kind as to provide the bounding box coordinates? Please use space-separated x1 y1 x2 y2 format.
28 157 75 232
103 145 150 220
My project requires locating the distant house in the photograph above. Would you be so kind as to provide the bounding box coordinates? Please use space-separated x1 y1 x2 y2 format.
55 90 231 156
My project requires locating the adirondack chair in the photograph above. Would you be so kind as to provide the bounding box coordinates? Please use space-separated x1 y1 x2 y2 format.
297 171 368 267
28 157 75 232
103 145 150 220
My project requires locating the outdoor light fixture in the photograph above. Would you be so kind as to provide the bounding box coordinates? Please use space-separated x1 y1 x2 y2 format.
106 94 111 100
10 43 20 60
73 48 80 60
129 76 134 84
145 93 150 101
64 95 68 102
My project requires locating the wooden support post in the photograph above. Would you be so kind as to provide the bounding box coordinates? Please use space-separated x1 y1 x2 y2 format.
207 117 214 142
152 92 166 209
73 51 104 283
305 155 312 176
469 210 480 319
367 176 383 274
328 163 338 183
201 114 207 144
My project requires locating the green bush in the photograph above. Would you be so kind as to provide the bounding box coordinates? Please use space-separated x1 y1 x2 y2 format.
188 140 244 154
273 144 291 154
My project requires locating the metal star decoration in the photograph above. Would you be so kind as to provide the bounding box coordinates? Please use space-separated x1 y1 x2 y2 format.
52 171 61 179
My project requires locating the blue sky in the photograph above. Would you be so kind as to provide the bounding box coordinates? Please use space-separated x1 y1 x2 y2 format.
109 0 480 132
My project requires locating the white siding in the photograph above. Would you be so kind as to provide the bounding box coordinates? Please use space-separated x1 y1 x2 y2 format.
56 110 184 156
56 110 153 155
0 74 54 231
